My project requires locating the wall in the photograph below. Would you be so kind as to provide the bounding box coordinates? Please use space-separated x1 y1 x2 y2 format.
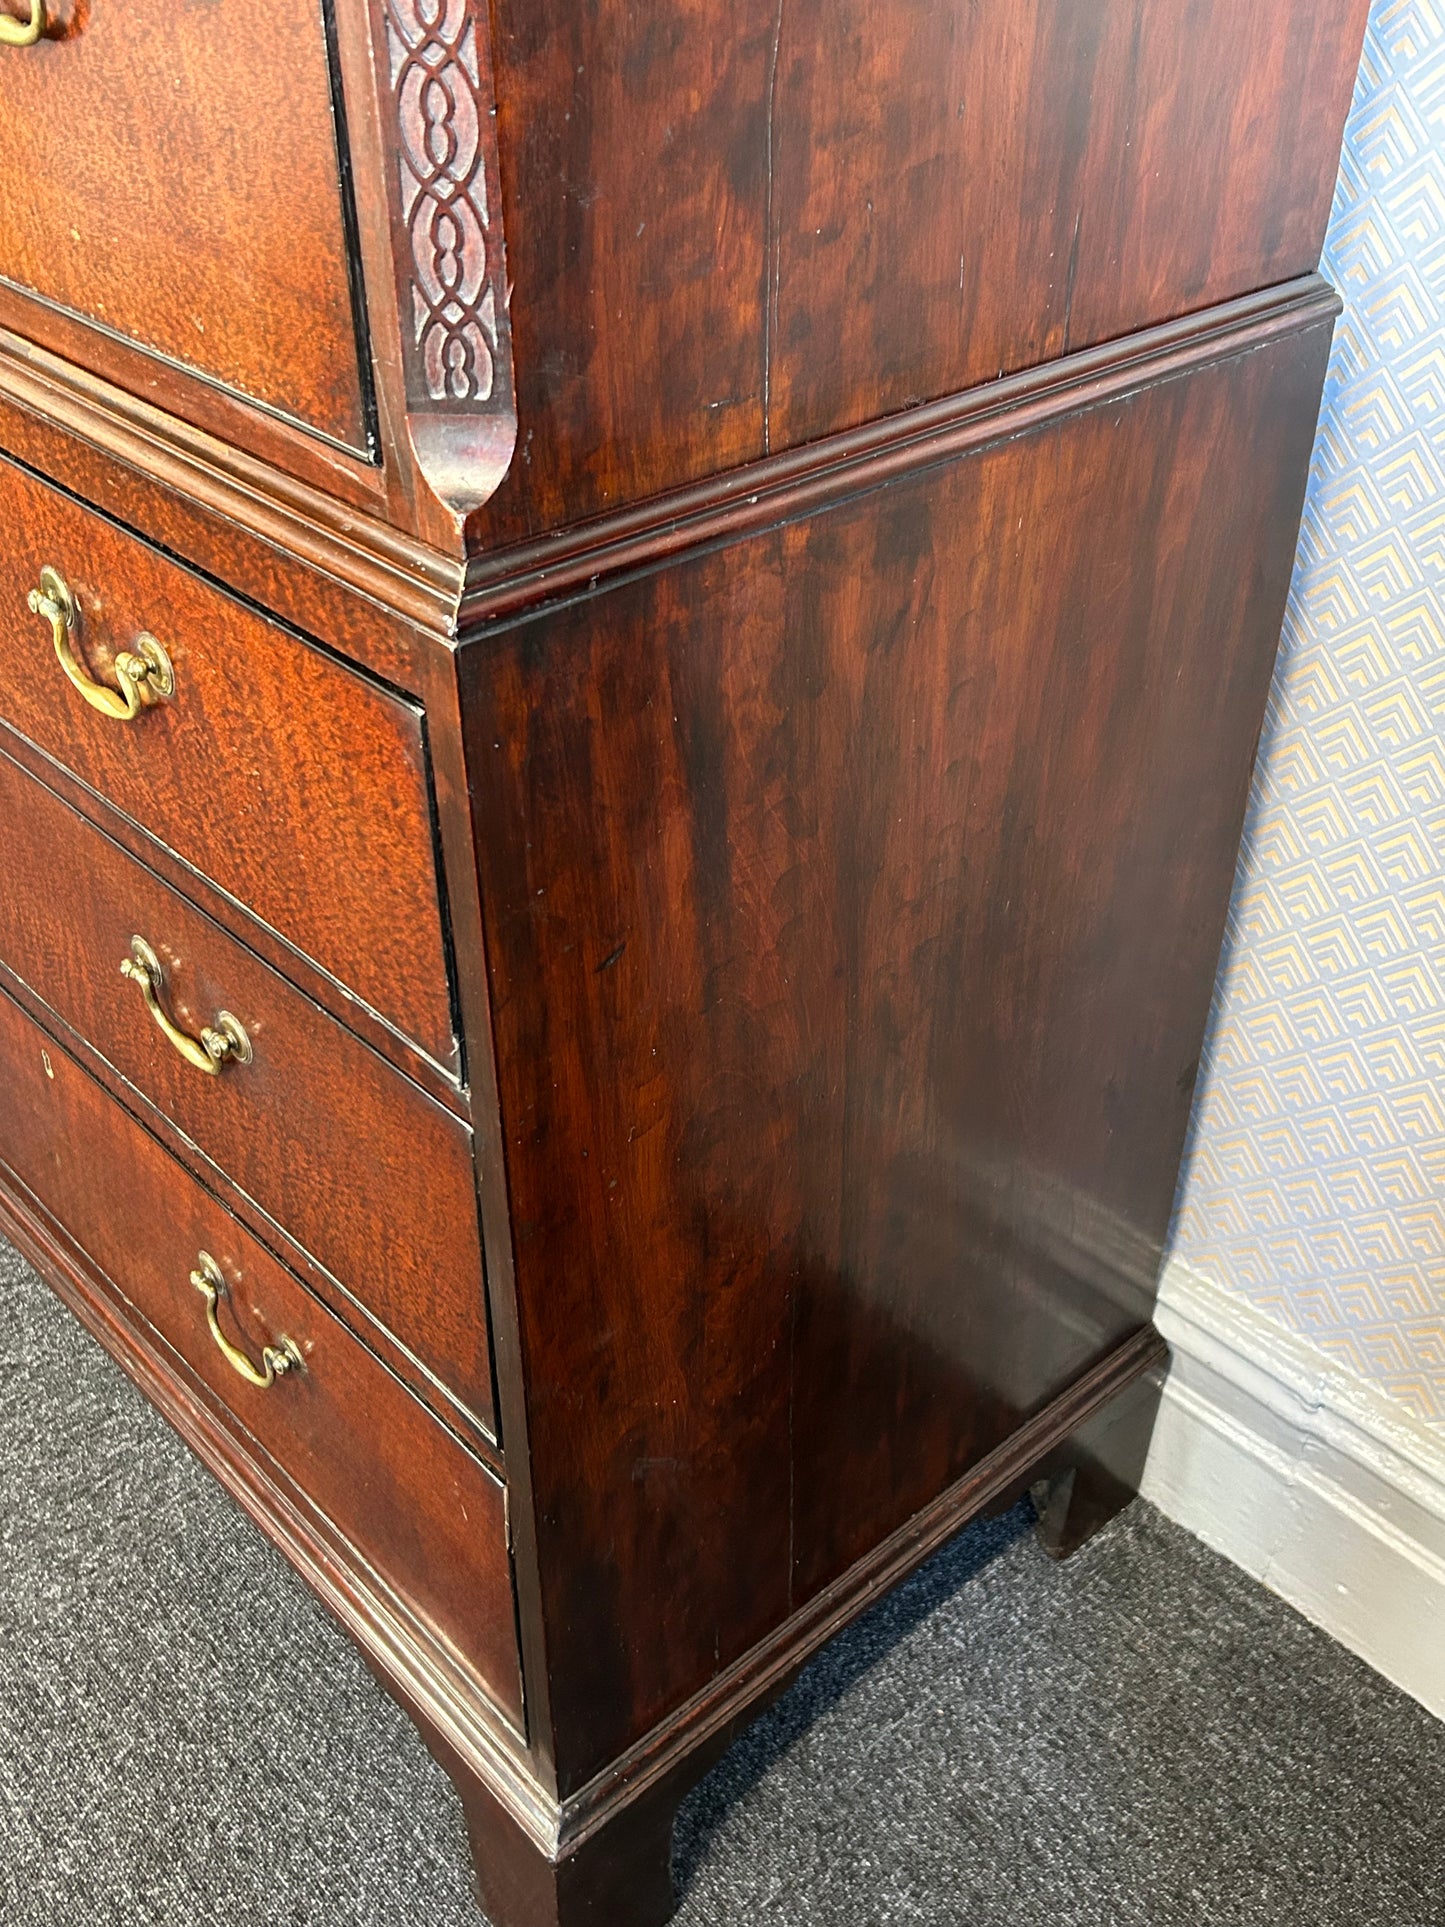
1146 0 1445 1717
1173 0 1445 1430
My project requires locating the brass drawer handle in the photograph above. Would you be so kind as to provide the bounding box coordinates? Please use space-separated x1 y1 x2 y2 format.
190 1252 301 1390
0 2 44 46
28 565 175 720
120 936 252 1076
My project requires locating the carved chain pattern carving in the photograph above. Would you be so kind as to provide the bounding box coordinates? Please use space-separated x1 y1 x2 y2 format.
381 0 501 406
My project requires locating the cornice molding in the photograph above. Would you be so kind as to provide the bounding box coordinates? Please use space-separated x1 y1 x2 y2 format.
0 276 1340 650
0 322 466 635
457 274 1343 636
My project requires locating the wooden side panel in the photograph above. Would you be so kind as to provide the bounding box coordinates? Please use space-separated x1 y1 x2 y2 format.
464 324 1334 1784
474 0 1366 542
0 0 368 451
481 0 776 539
767 0 1370 446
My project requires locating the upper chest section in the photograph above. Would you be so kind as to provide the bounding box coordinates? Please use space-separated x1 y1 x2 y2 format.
0 0 1371 608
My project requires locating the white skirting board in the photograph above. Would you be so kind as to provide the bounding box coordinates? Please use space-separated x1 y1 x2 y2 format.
1141 1257 1445 1722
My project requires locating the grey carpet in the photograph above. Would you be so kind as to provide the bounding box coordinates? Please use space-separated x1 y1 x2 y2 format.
1 1234 1441 1927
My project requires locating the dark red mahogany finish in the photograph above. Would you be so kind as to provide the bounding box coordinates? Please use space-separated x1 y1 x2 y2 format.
477 0 1368 542
465 323 1332 1784
0 2 1367 1921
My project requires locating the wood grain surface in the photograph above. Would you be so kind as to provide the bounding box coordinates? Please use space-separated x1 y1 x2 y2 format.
0 0 369 451
0 979 522 1726
0 456 458 1068
472 0 1368 543
464 320 1333 1785
0 1 1368 1915
0 742 496 1436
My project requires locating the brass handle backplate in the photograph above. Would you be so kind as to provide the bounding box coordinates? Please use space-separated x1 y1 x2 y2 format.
0 2 44 46
120 937 252 1077
190 1253 301 1390
29 565 175 720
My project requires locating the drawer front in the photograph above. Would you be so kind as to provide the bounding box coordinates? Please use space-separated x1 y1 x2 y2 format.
0 745 495 1436
0 458 457 1067
0 981 522 1727
0 0 368 453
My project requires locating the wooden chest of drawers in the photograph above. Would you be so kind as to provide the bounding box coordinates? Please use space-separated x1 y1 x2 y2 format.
0 3 1369 1921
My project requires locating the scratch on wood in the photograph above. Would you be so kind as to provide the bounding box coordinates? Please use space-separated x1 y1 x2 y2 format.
763 0 786 455
1064 210 1082 355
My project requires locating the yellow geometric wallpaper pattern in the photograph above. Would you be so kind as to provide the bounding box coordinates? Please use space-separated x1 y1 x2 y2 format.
1173 0 1445 1426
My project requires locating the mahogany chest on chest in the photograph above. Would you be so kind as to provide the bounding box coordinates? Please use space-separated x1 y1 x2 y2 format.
0 3 1368 1919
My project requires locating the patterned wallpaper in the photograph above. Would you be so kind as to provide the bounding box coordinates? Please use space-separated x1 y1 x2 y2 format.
1173 0 1445 1426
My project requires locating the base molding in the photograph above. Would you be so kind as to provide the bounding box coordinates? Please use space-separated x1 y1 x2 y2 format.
458 274 1340 632
558 1323 1167 1845
0 1171 552 1848
0 1149 1168 1882
1143 1258 1445 1721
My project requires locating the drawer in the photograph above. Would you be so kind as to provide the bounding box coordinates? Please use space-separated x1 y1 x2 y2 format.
0 457 457 1067
0 980 523 1728
0 0 368 454
0 744 495 1436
